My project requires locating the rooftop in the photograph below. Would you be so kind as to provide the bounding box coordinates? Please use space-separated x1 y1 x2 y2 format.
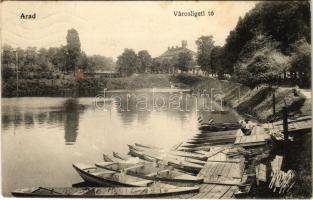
157 40 196 59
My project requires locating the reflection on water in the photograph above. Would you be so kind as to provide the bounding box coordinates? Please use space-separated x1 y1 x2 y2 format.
2 98 84 145
110 93 197 126
37 112 48 124
24 112 34 128
64 99 85 145
1 91 239 196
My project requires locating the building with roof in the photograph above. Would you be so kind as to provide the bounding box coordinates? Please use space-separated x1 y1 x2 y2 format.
156 40 203 75
158 40 196 60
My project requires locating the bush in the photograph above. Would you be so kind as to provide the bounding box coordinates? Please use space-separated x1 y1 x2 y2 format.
2 67 14 80
170 74 203 86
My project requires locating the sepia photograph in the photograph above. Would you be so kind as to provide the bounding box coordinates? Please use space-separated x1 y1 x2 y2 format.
1 1 311 198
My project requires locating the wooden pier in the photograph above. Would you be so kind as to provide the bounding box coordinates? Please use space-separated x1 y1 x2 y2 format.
262 115 311 140
175 147 246 199
197 150 245 185
192 184 239 199
120 115 311 199
263 116 311 134
234 126 271 147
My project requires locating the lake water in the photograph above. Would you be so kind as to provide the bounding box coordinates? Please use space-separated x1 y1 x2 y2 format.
1 90 239 196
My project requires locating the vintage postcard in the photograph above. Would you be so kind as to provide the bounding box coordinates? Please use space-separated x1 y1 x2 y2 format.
1 1 311 198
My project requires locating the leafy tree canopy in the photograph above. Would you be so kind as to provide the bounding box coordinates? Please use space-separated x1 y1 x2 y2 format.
196 35 214 73
116 49 138 76
137 50 152 73
176 51 194 72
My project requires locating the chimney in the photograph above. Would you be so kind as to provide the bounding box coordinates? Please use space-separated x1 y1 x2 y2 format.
182 40 187 48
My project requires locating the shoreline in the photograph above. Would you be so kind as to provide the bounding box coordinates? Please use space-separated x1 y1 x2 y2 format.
3 74 309 123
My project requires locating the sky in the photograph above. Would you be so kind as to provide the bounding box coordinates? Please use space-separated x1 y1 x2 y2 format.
1 1 257 60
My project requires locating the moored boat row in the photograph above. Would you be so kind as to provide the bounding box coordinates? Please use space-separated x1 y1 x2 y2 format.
95 161 203 183
128 147 203 174
12 117 247 198
12 184 199 198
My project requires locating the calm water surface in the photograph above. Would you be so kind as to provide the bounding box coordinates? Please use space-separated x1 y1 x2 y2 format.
2 91 239 196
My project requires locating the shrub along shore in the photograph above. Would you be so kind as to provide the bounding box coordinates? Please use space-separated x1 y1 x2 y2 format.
2 74 172 97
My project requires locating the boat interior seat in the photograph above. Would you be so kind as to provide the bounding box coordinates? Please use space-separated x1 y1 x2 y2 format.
123 164 144 171
146 172 157 177
134 180 153 187
91 171 115 176
157 169 170 174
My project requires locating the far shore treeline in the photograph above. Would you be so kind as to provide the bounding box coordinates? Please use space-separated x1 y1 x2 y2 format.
1 1 311 97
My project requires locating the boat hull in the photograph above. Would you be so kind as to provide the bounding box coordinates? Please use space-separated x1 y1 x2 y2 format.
96 162 203 183
73 164 133 187
12 185 200 198
72 164 152 187
128 149 202 174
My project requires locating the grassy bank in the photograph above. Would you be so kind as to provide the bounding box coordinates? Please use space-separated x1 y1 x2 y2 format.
105 74 171 90
233 85 306 122
171 74 308 122
2 74 172 97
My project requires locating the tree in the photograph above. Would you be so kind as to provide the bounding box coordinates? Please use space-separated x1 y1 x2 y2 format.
137 50 152 73
37 48 51 71
210 46 223 78
1 44 14 68
53 46 67 72
2 66 14 80
24 47 39 72
47 47 60 71
161 59 173 73
16 48 26 71
261 1 310 50
66 28 81 72
151 58 161 74
116 49 138 76
176 51 193 72
290 39 311 87
78 51 91 72
220 1 310 79
86 55 116 72
196 36 214 74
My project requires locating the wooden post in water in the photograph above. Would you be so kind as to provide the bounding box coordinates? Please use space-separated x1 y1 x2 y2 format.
272 90 276 116
282 105 289 170
282 106 288 141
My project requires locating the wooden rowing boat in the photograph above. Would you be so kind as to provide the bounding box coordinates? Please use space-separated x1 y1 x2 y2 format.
128 145 206 165
113 152 129 161
134 143 160 149
177 146 211 152
186 137 236 145
128 148 203 174
198 123 240 131
193 132 237 140
103 153 122 162
72 163 153 187
195 130 237 138
134 143 208 161
95 161 203 183
181 142 213 149
12 184 199 198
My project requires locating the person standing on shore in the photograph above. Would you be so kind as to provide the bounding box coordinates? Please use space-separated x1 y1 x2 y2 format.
239 119 253 135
